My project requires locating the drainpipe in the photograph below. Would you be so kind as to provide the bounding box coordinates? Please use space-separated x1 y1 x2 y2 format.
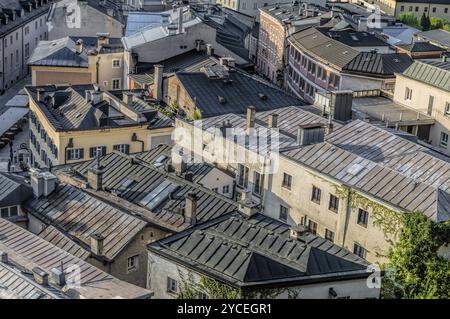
131 132 144 152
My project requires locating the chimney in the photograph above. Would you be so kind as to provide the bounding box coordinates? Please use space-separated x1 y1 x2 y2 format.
36 89 45 102
122 92 134 105
97 34 109 48
238 190 259 217
268 113 278 128
30 168 45 198
206 44 214 56
172 149 187 174
297 124 325 145
177 6 183 33
184 171 193 182
91 91 102 104
50 267 66 287
90 234 105 256
325 116 334 136
329 91 353 122
85 90 92 102
246 106 256 130
154 64 163 102
87 157 104 191
41 172 57 196
443 55 448 62
32 267 49 286
184 192 197 225
0 251 8 263
290 224 307 240
75 39 83 54
195 39 203 52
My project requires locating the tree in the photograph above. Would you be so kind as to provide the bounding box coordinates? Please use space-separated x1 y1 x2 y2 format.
382 212 450 299
430 17 444 30
420 13 431 31
399 13 421 29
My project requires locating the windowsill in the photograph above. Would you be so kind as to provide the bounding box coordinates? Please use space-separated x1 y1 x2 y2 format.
282 185 291 190
357 222 368 229
127 267 138 273
311 199 321 205
328 208 338 213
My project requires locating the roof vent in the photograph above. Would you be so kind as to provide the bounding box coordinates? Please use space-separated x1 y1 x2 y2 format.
218 96 226 104
290 224 308 240
32 267 49 286
258 93 267 101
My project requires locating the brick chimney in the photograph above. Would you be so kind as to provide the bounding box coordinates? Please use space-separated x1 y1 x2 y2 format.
184 192 197 225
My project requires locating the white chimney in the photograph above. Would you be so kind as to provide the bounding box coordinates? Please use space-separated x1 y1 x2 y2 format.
91 91 102 105
30 168 44 198
50 267 66 287
75 39 83 54
32 267 49 286
238 190 259 217
42 172 57 196
90 234 105 256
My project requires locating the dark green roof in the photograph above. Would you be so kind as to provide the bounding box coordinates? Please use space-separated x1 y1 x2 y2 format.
149 212 369 288
402 60 450 92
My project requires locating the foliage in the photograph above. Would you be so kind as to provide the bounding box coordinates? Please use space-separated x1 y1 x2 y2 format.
399 13 421 29
429 17 450 31
192 108 202 120
382 212 450 299
177 270 300 299
420 13 431 31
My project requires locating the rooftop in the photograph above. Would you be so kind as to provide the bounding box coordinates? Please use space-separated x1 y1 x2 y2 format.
53 144 238 232
416 29 450 49
283 120 450 222
343 52 413 76
396 41 446 53
0 218 151 299
260 2 327 24
175 67 303 117
25 85 172 131
400 59 450 92
149 212 370 288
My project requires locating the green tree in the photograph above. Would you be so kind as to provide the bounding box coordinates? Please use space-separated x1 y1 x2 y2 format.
430 17 444 29
382 212 450 299
420 13 431 31
399 13 421 29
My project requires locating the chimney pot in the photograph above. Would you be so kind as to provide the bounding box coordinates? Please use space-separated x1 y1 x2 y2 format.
90 234 105 256
32 267 49 286
50 267 66 287
0 251 8 263
206 44 214 56
238 190 258 217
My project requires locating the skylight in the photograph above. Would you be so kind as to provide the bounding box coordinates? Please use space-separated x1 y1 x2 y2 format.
139 180 180 210
346 163 365 176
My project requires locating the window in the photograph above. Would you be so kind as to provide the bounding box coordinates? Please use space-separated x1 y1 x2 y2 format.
112 78 121 89
25 43 30 58
112 59 121 68
400 5 404 11
440 132 449 148
279 205 289 222
329 194 339 212
445 102 450 115
89 146 106 158
428 95 434 115
445 8 448 13
253 171 263 196
167 277 179 294
405 87 413 101
113 144 130 154
325 229 335 242
66 148 84 161
308 220 317 235
353 243 367 258
4 38 7 48
127 255 139 272
282 173 292 189
432 7 436 12
357 209 369 227
25 26 29 35
10 35 13 45
415 6 419 12
311 186 321 203
222 185 230 194
0 206 19 218
237 164 249 188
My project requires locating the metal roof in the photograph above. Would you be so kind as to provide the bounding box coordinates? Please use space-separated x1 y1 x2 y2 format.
416 29 450 49
0 173 21 204
24 184 147 261
396 41 445 53
0 0 51 36
38 226 91 260
343 53 413 76
176 68 303 118
149 212 369 288
0 218 151 299
401 60 450 92
283 120 450 221
28 37 89 67
55 144 238 232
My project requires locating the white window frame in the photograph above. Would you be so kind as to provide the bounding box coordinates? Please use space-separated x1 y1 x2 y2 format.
167 277 179 294
68 148 83 160
222 185 230 194
0 206 19 218
112 78 121 90
405 87 413 101
440 132 449 148
445 102 450 115
112 59 121 68
91 145 106 158
353 242 367 259
114 144 129 154
126 255 139 272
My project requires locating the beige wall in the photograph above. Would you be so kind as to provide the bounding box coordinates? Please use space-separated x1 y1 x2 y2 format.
393 74 450 151
395 2 450 20
32 66 91 86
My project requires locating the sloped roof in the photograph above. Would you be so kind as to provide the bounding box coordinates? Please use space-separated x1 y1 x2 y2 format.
343 53 413 76
149 212 369 287
28 37 89 67
0 173 21 202
176 68 303 117
24 184 147 261
0 218 151 299
283 120 450 222
396 41 445 53
401 60 450 92
416 29 450 48
55 144 238 232
38 225 91 260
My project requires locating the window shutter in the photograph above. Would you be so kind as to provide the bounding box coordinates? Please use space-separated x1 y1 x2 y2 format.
66 150 72 161
89 147 95 158
101 146 107 156
79 149 84 159
125 144 130 155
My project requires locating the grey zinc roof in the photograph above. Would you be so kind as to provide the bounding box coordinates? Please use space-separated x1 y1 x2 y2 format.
343 53 413 76
38 226 91 260
0 173 21 202
283 120 450 221
28 37 89 67
289 27 360 70
416 29 450 48
0 218 151 299
24 184 147 261
57 144 238 232
176 69 303 117
401 60 450 92
149 212 369 288
396 41 445 53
